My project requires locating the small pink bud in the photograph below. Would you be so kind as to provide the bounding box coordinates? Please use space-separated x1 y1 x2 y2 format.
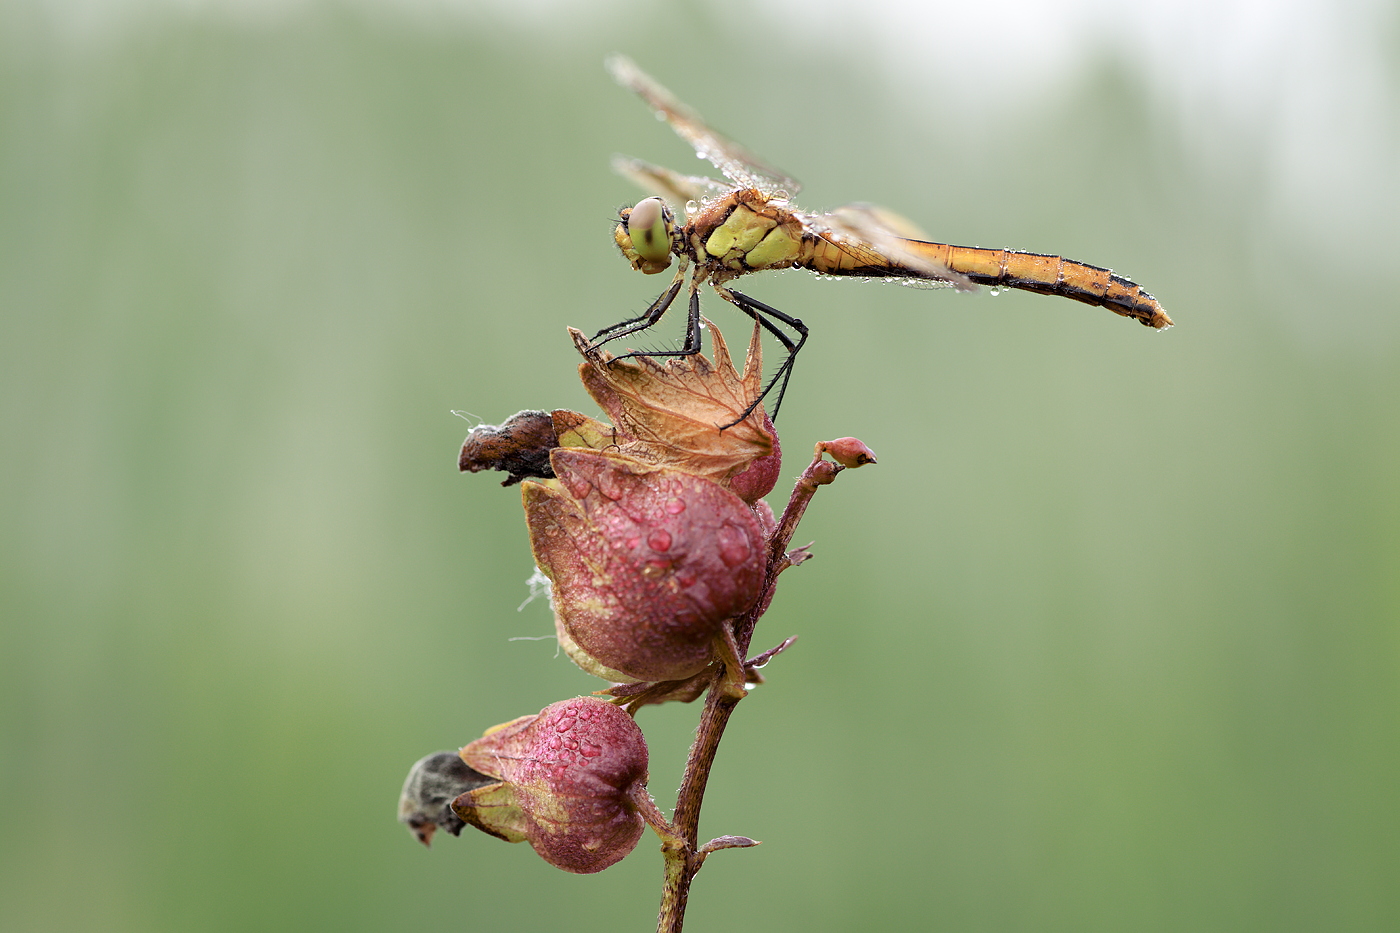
450 698 650 874
819 437 878 469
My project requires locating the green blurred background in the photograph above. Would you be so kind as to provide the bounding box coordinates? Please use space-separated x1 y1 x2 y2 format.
3 0 1397 930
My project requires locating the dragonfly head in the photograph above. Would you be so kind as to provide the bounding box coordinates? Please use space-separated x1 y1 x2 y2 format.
615 197 675 275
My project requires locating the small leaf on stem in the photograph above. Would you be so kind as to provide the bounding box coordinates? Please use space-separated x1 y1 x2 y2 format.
698 835 761 855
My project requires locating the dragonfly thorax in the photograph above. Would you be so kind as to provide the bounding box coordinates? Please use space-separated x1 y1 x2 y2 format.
688 190 805 276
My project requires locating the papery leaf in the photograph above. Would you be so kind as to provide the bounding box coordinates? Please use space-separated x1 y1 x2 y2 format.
552 409 627 451
570 323 774 486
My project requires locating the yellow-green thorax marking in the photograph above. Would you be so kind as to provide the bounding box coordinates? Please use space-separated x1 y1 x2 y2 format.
688 190 804 276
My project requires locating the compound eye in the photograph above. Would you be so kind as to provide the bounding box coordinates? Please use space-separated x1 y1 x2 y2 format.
626 197 672 265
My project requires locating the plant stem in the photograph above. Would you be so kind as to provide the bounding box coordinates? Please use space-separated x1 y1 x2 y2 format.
655 675 738 933
655 450 848 933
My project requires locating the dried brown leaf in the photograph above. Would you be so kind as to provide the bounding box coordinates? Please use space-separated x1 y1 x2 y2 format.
570 321 774 486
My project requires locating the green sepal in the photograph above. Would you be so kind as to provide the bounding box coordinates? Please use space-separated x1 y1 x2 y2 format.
451 782 531 844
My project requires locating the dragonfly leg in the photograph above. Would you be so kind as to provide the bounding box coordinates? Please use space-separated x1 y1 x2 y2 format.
589 273 686 349
604 283 705 364
719 287 808 423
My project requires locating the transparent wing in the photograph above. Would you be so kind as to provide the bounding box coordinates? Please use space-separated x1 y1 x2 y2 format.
804 204 976 290
611 156 737 220
827 203 931 240
607 55 801 198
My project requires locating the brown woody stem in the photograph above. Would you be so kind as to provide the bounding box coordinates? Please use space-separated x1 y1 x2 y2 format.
655 448 848 933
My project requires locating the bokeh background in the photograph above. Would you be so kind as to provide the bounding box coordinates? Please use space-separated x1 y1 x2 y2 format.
3 0 1397 930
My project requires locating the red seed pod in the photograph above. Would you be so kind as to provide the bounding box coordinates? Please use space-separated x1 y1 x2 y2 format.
524 448 766 682
451 697 650 874
728 409 782 503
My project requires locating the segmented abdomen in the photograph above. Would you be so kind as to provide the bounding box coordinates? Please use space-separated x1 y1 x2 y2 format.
907 241 1172 330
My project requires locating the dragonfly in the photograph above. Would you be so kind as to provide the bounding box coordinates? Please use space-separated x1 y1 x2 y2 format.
592 55 1172 423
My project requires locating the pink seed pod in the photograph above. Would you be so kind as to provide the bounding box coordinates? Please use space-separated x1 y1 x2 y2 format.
451 697 650 874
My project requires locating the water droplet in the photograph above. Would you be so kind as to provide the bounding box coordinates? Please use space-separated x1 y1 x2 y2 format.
596 469 624 501
988 287 1001 296
716 524 753 568
648 530 673 552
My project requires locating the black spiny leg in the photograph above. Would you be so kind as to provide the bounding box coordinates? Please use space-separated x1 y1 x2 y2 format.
604 282 705 365
590 272 685 350
721 287 808 424
588 276 809 431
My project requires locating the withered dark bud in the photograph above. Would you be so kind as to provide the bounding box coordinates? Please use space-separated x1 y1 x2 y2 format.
451 697 650 874
398 751 496 847
523 448 766 682
459 410 559 486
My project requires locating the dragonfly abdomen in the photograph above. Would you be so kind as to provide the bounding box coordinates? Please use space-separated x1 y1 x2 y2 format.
905 241 1172 330
963 246 1170 329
